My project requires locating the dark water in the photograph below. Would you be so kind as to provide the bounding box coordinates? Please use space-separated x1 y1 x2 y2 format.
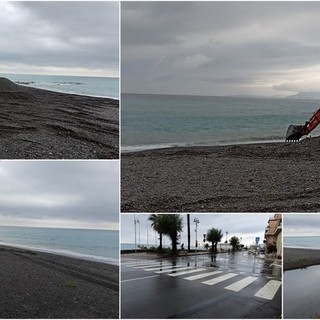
122 93 320 151
0 226 119 265
1 73 119 99
284 265 320 318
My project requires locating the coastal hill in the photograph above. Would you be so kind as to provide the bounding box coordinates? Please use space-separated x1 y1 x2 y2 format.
0 77 22 91
0 77 32 100
286 91 320 100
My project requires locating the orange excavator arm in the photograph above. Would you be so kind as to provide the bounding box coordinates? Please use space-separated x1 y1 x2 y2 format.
285 108 320 141
305 108 320 134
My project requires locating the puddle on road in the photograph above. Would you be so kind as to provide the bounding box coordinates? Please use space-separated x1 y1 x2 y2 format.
284 265 320 318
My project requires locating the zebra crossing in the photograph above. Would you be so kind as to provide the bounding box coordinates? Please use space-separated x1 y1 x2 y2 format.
122 260 281 301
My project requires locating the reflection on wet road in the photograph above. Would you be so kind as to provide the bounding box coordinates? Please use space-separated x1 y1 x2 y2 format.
284 265 320 319
122 252 282 318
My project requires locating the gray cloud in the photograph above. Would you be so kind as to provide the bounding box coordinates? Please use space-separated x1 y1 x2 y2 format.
121 214 271 247
0 1 119 76
0 161 119 229
122 2 320 96
284 214 320 236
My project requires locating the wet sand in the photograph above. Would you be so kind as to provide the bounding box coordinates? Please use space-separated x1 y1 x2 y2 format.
284 247 320 271
0 78 118 159
121 137 320 212
0 245 119 318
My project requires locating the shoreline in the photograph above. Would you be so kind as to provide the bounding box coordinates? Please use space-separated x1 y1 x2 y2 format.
122 136 320 212
284 247 320 271
122 139 286 153
0 244 119 318
0 241 119 266
0 77 119 159
18 82 119 100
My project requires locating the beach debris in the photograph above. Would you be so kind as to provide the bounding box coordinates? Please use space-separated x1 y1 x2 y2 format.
285 108 320 141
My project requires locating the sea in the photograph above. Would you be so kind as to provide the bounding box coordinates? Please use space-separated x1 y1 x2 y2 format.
0 226 119 265
121 93 320 152
284 236 320 250
1 73 119 99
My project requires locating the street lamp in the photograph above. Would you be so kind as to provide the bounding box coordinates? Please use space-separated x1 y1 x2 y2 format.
226 231 228 245
194 217 199 253
134 215 139 253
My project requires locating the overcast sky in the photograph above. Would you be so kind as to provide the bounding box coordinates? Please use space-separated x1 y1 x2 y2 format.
0 161 119 230
121 213 272 247
0 1 119 77
122 2 320 96
284 214 320 237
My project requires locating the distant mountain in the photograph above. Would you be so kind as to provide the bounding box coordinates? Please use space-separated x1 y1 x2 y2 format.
286 92 320 100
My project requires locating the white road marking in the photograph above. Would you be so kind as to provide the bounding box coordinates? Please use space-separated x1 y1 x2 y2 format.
121 275 160 283
144 265 178 271
225 276 258 292
254 280 282 300
155 266 192 274
168 268 206 277
202 273 238 286
123 262 159 268
184 271 223 281
133 263 166 269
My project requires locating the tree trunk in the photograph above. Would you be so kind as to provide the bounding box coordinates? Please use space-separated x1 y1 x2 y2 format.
159 232 163 252
187 214 190 252
172 234 177 255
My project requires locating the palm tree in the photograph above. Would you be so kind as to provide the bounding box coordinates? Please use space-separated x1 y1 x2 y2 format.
206 228 223 253
229 236 240 252
187 214 190 252
149 214 183 255
148 214 163 252
161 214 183 255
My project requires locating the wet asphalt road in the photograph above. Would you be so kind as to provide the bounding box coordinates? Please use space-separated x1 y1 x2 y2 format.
121 252 281 319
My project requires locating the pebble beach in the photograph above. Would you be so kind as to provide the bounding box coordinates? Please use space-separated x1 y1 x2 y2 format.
0 245 119 318
121 137 320 212
0 78 118 159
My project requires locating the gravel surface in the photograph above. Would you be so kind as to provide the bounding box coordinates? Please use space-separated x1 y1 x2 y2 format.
284 247 320 271
0 245 119 319
121 137 320 212
0 78 118 159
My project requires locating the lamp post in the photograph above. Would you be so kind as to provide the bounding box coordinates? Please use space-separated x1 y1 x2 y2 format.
226 231 228 249
194 217 199 253
134 215 139 253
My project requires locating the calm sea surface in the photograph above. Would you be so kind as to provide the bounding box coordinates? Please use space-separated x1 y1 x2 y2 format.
1 73 119 99
0 226 119 265
284 236 320 249
122 93 320 152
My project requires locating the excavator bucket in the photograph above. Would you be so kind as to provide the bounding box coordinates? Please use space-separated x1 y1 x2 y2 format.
285 108 320 141
285 125 305 141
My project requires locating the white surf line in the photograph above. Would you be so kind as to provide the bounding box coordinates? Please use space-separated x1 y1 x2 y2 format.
254 280 281 300
144 264 179 271
122 275 160 283
184 270 223 281
202 273 238 286
155 266 192 274
224 276 258 292
168 268 206 277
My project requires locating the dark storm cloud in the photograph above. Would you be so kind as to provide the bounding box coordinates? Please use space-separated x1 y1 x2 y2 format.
0 161 119 229
0 2 119 76
122 2 320 96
